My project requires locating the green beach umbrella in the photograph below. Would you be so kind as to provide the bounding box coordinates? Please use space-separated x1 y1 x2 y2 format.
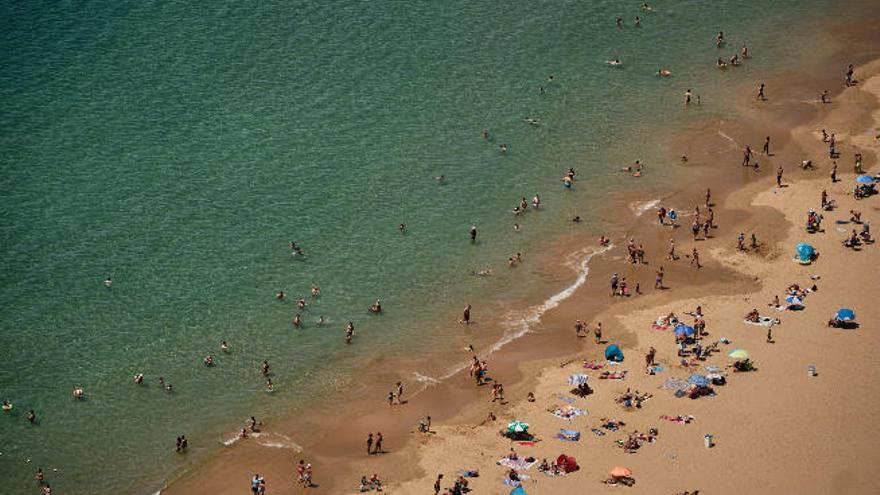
728 349 750 359
507 420 530 433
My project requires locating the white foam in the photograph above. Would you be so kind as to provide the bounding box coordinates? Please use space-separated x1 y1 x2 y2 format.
631 199 661 216
412 371 440 385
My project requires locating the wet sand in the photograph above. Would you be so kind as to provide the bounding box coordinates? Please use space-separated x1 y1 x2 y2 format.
162 15 880 495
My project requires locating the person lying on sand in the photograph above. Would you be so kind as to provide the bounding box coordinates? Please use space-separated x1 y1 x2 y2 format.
744 308 761 323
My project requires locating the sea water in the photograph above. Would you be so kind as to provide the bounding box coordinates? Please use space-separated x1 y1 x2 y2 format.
0 0 837 492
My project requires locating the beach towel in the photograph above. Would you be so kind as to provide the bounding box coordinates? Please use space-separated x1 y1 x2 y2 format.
599 371 628 380
662 378 690 391
557 429 580 441
497 458 536 470
704 365 721 373
583 362 604 370
457 470 479 478
651 318 670 331
551 406 587 420
516 441 537 446
555 395 576 404
660 414 695 424
503 479 521 487
743 317 776 327
590 428 606 436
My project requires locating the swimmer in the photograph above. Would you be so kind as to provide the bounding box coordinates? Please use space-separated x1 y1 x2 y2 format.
599 236 610 246
572 216 581 223
297 297 306 309
434 175 446 183
469 225 477 243
729 54 739 66
266 378 274 392
398 223 406 232
532 194 541 209
548 74 555 82
635 16 641 27
317 315 326 326
482 129 489 140
741 42 749 58
275 291 285 301
370 299 382 314
103 277 112 288
345 322 354 344
684 89 693 104
2 400 13 412
221 341 229 352
523 117 540 125
513 223 521 232
657 69 671 76
607 59 622 66
311 286 320 297
716 58 727 68
72 386 84 399
27 409 36 423
616 16 622 28
641 3 653 11
292 314 302 328
204 355 214 367
260 361 270 376
472 268 492 277
681 155 688 163
133 373 144 384
499 144 507 154
716 31 724 47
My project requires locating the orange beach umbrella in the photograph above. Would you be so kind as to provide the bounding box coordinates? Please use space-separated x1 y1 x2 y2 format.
610 466 632 478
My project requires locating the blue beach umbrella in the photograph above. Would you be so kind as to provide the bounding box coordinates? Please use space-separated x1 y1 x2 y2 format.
785 295 802 305
855 175 875 184
604 344 624 362
688 374 710 387
835 308 855 321
674 324 695 338
795 243 815 262
510 486 528 495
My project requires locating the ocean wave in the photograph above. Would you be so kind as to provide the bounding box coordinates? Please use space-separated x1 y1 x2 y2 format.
630 199 661 216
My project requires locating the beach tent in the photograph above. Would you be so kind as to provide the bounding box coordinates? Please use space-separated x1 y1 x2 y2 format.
556 454 580 473
835 308 856 321
795 243 815 263
507 421 530 434
604 344 624 362
728 349 750 359
855 175 875 184
510 486 528 495
688 374 710 387
673 324 695 338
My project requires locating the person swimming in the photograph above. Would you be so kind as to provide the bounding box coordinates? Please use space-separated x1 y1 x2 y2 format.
292 314 302 328
221 341 229 352
133 373 144 384
523 117 540 125
72 387 84 399
103 277 112 288
607 59 622 66
369 299 382 314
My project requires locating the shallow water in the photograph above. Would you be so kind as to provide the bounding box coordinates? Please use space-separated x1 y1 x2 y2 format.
0 0 837 492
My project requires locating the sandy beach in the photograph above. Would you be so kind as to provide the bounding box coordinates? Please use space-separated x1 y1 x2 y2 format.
161 16 880 495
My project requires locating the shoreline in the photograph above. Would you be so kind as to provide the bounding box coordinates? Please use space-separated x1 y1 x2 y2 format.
161 13 880 495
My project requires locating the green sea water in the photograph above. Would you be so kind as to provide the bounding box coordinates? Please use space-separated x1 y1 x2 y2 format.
0 1 839 493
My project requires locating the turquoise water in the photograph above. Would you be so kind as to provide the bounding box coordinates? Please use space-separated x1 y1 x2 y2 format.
0 1 835 493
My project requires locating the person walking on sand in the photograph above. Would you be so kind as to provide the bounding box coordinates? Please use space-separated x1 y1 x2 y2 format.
366 433 373 455
763 136 771 155
373 432 383 454
655 266 665 289
667 239 676 261
645 347 656 373
756 82 766 101
610 273 619 296
831 162 838 182
742 146 752 166
395 381 404 404
705 188 712 206
434 474 444 495
776 166 783 187
691 248 701 268
575 319 585 337
594 322 603 344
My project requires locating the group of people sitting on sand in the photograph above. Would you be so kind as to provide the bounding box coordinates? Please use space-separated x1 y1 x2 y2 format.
358 474 383 492
616 389 652 409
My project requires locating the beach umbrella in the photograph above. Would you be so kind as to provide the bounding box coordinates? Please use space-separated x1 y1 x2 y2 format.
507 421 530 433
510 486 528 495
604 344 624 362
688 374 710 387
728 349 750 359
835 308 855 321
784 295 802 305
674 324 695 337
855 175 875 184
567 374 589 386
795 243 815 262
610 466 632 477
